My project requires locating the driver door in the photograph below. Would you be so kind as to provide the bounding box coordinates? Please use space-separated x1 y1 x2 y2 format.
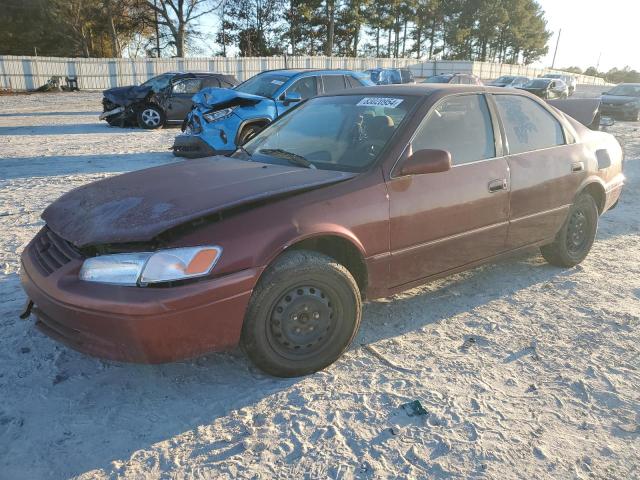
387 93 510 288
166 78 203 121
275 76 319 115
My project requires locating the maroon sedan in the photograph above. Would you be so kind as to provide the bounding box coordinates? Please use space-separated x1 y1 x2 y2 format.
21 85 624 377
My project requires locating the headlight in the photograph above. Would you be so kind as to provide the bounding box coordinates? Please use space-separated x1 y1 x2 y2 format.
79 246 222 286
203 107 236 123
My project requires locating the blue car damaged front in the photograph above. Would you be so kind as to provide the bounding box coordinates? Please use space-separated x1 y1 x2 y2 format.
172 69 372 158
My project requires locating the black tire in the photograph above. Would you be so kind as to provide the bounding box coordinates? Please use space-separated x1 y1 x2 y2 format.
241 250 362 377
137 105 165 129
540 193 598 267
237 124 263 145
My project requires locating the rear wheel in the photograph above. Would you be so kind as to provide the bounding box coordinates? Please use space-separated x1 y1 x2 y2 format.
241 250 361 377
540 193 598 267
137 105 165 129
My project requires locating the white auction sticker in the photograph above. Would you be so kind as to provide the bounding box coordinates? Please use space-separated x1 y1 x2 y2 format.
357 97 404 108
271 80 284 85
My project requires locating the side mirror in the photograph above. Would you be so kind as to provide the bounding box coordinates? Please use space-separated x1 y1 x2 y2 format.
283 92 302 105
400 149 452 176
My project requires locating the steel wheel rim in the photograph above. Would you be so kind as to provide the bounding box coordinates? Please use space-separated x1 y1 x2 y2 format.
268 285 336 357
142 109 161 126
566 210 588 253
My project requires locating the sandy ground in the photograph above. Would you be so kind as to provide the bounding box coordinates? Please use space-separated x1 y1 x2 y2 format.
0 89 638 479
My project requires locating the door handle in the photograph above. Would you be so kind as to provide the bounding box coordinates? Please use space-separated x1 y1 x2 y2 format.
488 178 507 193
571 162 584 172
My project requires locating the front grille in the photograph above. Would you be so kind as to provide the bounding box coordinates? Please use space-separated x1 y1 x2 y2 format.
30 226 83 276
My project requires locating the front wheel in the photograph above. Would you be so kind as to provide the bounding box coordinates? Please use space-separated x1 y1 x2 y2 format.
241 250 362 377
540 193 598 267
237 124 264 145
137 105 165 129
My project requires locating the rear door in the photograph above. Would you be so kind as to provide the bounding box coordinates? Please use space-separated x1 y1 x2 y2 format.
167 77 203 120
321 74 348 93
491 93 586 247
387 93 510 287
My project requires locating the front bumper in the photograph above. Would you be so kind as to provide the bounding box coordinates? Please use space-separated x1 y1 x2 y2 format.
172 135 233 158
600 103 638 118
99 106 125 120
20 244 259 363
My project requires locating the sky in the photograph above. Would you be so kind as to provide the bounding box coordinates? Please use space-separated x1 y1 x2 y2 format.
196 0 639 72
534 0 640 72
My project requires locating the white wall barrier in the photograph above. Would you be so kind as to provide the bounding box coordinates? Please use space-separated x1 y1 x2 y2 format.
0 55 609 91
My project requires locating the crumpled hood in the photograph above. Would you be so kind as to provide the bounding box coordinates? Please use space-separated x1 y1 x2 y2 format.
103 85 153 106
191 87 267 110
601 94 638 105
42 157 355 248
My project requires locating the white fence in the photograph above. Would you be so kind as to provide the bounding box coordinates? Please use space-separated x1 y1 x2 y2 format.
0 55 608 91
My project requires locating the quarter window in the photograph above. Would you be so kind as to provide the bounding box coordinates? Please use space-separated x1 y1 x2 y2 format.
412 94 496 165
494 95 565 154
322 75 347 93
286 76 317 99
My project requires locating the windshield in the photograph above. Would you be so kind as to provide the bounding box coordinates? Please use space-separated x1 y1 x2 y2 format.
543 74 562 79
240 95 418 172
141 73 174 92
495 76 516 83
424 75 451 83
525 79 550 88
234 73 290 98
606 85 640 97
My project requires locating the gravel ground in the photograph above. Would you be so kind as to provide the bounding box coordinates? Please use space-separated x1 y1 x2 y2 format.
0 90 638 479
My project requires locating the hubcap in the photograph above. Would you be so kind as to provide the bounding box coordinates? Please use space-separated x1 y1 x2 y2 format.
269 285 334 355
141 108 161 126
566 210 588 253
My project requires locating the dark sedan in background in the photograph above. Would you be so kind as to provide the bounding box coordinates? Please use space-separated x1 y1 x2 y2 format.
487 75 530 88
423 73 483 85
100 72 238 129
600 83 640 121
517 78 568 99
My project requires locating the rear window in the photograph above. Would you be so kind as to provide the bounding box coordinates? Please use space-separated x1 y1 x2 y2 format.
494 95 565 154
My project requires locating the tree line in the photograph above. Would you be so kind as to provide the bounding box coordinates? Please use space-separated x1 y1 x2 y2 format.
1 0 551 64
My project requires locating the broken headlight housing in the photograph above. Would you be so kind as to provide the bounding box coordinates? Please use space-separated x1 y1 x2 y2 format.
203 106 236 123
79 246 223 286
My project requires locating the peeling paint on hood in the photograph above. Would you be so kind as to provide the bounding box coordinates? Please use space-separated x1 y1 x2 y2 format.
42 157 356 248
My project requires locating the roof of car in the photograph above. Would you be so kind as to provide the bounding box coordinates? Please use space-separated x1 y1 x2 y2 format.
259 68 360 77
327 83 528 97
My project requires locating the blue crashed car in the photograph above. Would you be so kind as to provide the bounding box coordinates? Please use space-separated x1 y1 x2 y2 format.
172 69 373 158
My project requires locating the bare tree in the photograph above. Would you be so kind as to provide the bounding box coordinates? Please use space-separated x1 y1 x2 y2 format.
145 0 220 57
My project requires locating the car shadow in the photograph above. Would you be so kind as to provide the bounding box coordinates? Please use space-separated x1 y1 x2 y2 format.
0 248 579 479
0 123 145 136
0 111 102 117
0 153 177 181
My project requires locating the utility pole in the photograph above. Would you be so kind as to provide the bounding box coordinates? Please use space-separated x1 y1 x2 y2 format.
551 28 561 69
596 52 602 71
154 0 161 57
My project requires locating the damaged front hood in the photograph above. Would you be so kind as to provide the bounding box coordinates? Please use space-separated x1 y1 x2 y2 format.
103 85 153 106
191 87 267 110
42 157 355 248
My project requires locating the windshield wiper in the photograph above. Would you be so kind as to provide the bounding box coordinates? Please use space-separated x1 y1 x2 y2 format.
258 148 316 169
